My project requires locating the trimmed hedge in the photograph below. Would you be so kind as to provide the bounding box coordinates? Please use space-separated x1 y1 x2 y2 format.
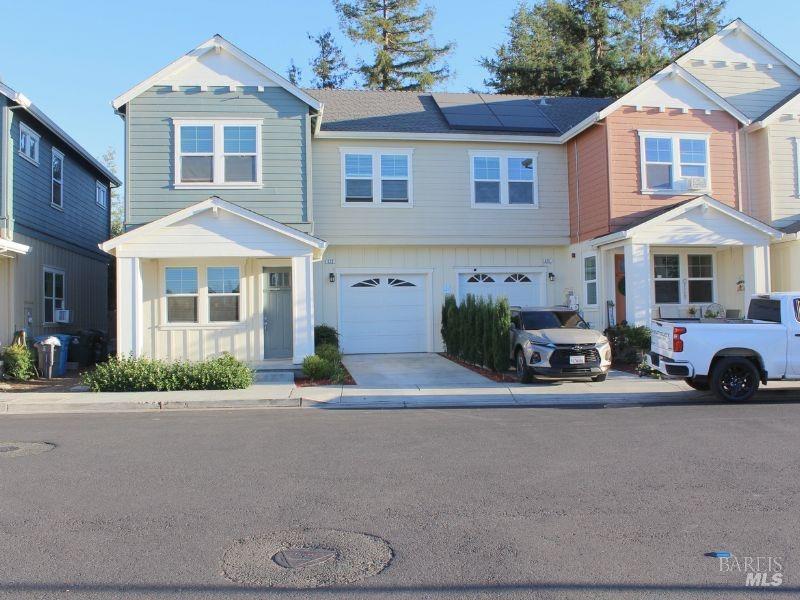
1 344 38 381
604 323 651 364
314 325 340 349
441 294 511 372
81 353 254 392
301 337 348 383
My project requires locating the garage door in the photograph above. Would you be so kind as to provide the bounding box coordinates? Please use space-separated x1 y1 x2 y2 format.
458 271 545 307
339 274 428 354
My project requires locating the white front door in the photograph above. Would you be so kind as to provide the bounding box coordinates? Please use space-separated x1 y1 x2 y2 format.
458 271 545 307
339 273 428 354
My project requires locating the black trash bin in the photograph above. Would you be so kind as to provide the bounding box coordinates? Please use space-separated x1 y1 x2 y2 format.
69 330 108 367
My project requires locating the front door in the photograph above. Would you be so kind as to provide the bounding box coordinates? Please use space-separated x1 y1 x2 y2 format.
263 267 293 359
614 254 626 325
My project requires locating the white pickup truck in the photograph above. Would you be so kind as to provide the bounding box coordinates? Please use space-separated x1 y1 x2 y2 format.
648 293 800 401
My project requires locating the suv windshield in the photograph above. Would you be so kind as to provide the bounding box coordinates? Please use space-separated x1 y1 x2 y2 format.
520 310 587 330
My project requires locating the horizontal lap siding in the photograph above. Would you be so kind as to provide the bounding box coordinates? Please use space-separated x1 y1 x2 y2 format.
10 113 110 256
766 119 800 229
743 129 772 223
606 107 739 231
311 139 569 245
568 123 610 242
314 244 570 351
127 87 308 227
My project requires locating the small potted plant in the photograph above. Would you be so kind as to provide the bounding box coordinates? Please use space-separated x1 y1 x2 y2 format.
687 306 697 318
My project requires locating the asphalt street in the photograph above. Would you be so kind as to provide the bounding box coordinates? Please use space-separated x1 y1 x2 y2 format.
1 401 799 599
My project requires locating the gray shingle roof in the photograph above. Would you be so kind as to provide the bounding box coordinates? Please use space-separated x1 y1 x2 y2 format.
305 89 613 136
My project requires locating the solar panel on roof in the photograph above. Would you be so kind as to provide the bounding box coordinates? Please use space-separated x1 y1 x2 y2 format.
431 92 559 133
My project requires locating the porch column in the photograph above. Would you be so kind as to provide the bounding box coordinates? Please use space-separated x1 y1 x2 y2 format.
291 254 315 364
743 243 770 314
116 256 143 357
624 242 652 326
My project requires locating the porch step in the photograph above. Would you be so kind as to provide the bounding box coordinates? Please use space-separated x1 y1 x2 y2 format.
254 371 295 384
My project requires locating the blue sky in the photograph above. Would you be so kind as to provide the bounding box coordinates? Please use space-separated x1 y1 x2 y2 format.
0 0 795 175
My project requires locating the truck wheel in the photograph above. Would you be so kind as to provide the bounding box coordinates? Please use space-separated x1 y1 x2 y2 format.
515 350 534 384
684 377 710 391
711 357 760 402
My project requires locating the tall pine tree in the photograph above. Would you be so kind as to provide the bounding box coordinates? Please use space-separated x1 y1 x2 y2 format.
286 60 302 85
334 0 453 91
617 0 669 86
308 31 350 88
659 0 727 54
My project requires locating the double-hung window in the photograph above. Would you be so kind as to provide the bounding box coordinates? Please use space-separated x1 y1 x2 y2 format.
639 132 710 194
165 267 199 323
19 123 40 164
687 254 714 303
342 149 412 205
653 254 681 304
584 255 598 306
207 267 240 322
51 149 64 209
470 152 538 207
96 181 108 209
43 268 65 324
174 120 261 187
652 253 714 305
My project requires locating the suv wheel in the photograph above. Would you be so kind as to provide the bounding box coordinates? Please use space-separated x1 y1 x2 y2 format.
516 350 534 384
711 357 760 402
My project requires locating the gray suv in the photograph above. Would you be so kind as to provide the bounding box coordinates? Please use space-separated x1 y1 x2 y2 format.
510 307 612 383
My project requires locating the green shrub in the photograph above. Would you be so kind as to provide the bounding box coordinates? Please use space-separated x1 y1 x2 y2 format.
314 325 340 349
302 355 335 380
315 343 342 364
604 323 651 364
1 344 37 381
440 293 512 373
81 353 253 392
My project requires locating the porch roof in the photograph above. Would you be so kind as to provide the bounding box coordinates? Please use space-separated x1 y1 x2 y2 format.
0 237 30 255
100 197 327 259
590 196 784 248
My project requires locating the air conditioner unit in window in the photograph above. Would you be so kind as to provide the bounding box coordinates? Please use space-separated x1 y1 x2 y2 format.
686 176 707 190
54 309 72 324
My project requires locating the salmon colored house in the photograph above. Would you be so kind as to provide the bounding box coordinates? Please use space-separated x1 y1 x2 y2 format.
562 62 784 328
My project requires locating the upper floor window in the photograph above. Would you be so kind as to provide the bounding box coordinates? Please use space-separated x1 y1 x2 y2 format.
639 132 710 194
173 119 262 188
51 149 64 209
19 123 40 165
96 181 108 209
470 151 538 208
341 149 412 205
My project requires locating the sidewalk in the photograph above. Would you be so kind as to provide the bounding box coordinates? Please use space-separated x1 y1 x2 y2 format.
0 371 731 415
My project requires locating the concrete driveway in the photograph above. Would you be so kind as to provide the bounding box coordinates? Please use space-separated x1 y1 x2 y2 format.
342 353 496 387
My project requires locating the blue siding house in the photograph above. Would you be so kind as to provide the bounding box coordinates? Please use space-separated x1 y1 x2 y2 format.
0 81 121 347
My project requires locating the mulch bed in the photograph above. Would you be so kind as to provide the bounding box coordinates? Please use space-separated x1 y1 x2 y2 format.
438 353 519 383
294 364 356 387
0 373 83 393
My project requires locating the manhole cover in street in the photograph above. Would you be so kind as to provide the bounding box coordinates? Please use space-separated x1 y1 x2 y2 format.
0 442 55 458
272 548 337 569
222 528 392 588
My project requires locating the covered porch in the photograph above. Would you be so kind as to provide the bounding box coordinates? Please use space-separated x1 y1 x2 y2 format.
0 237 31 345
586 197 783 328
100 198 326 364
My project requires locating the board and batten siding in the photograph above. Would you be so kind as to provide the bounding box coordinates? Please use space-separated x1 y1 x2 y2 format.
126 86 309 229
683 60 800 120
0 257 11 344
567 122 611 242
11 233 108 339
771 239 800 292
10 111 110 256
742 128 772 224
313 244 571 351
311 139 570 245
605 107 740 231
765 117 800 229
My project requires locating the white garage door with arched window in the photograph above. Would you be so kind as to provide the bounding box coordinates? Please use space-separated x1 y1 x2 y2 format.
457 270 546 307
339 272 430 354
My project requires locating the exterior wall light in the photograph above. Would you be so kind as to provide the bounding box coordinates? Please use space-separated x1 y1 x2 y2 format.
329 273 336 283
548 272 556 282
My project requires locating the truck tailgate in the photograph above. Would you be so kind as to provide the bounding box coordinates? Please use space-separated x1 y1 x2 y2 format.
650 320 675 357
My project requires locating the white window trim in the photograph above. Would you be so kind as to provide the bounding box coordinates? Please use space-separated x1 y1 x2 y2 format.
172 118 263 189
469 150 539 209
96 181 108 209
794 137 800 198
637 131 712 196
161 264 246 327
207 266 242 324
43 266 65 325
651 250 717 306
583 253 598 307
51 148 65 210
339 147 414 207
19 123 41 165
